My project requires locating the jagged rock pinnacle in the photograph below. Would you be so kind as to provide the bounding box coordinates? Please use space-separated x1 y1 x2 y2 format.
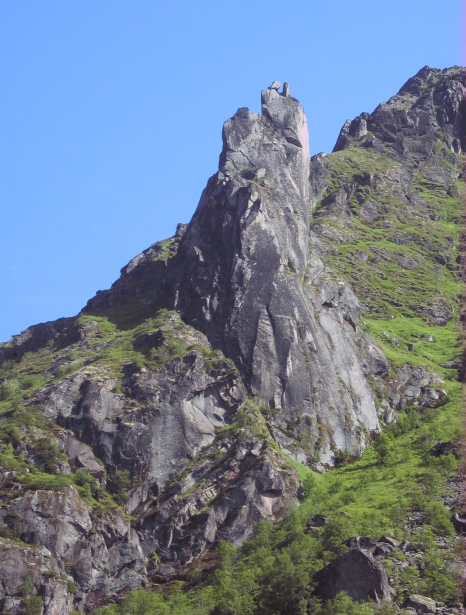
175 87 382 463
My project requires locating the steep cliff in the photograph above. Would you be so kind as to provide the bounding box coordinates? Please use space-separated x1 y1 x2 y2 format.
0 67 463 614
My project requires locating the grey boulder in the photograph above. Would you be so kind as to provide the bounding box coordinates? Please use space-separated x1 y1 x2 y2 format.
313 547 391 603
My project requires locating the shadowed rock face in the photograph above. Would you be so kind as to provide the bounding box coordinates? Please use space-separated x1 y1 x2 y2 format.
313 548 391 602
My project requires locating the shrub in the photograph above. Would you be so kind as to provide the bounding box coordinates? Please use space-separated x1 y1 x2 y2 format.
21 576 44 615
4 512 21 538
107 469 131 504
119 589 170 615
23 597 44 615
373 432 394 465
33 438 61 474
73 469 99 499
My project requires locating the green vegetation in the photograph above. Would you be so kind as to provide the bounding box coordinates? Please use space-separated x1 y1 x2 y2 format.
314 145 462 324
21 575 44 615
107 469 132 504
363 315 460 374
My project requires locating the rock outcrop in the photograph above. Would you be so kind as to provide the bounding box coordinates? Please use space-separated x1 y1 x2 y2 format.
334 65 466 162
313 547 391 602
401 594 438 614
6 487 146 612
33 346 246 509
0 542 74 615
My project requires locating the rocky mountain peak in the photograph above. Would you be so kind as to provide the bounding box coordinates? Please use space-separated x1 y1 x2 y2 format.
334 66 466 162
261 84 309 152
172 85 384 463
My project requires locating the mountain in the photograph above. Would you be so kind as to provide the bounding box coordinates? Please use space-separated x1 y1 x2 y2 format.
0 66 464 614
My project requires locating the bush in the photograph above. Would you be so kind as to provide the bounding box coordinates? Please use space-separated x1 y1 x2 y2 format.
107 469 131 504
320 515 354 553
0 423 22 446
120 589 170 615
67 580 77 594
73 469 99 499
373 432 394 465
21 576 34 598
33 437 61 474
319 592 374 614
333 448 353 467
301 472 318 499
424 500 455 536
0 443 24 470
21 577 44 615
4 512 21 538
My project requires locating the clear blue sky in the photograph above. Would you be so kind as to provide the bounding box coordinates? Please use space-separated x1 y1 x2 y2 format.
0 1 462 342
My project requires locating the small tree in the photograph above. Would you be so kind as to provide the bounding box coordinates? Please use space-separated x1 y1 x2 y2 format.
21 576 44 615
373 432 394 465
324 592 374 614
34 438 61 474
21 576 34 598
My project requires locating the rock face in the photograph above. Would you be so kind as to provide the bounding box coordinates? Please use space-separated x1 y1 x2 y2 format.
138 436 296 571
34 343 246 509
0 67 462 612
390 365 447 410
0 542 73 615
170 86 386 463
6 487 146 612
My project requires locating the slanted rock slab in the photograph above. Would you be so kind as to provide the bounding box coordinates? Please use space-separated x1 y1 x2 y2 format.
313 547 391 602
401 594 437 614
